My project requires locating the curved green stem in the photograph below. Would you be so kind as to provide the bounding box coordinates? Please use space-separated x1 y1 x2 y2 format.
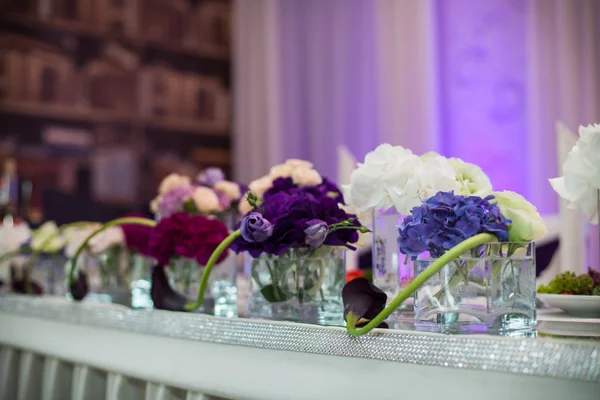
0 248 26 265
346 233 497 336
68 218 157 286
184 230 241 311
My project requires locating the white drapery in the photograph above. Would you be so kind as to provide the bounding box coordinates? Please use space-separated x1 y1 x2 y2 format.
232 0 600 269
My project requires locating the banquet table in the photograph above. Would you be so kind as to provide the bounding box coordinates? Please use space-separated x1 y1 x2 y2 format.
0 295 598 400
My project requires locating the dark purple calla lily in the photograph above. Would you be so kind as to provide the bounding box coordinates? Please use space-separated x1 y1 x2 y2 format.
342 277 387 323
10 266 43 295
150 265 188 311
69 271 89 300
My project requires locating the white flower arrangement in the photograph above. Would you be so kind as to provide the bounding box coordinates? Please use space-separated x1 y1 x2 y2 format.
342 144 494 215
0 221 31 255
63 224 125 258
550 123 600 224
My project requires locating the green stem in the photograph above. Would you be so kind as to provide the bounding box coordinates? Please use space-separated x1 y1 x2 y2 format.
0 248 25 265
184 230 241 311
346 233 497 336
68 218 157 286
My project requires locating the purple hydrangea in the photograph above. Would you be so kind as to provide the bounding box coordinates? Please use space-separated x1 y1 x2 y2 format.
231 191 361 257
200 167 225 186
159 185 195 217
398 191 510 260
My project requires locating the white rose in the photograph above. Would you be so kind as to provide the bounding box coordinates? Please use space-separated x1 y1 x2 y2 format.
158 173 192 195
550 123 600 224
214 180 242 201
269 163 294 180
89 226 125 254
291 167 322 187
448 157 493 197
191 187 222 213
0 222 31 255
248 175 273 197
344 144 415 213
420 151 440 161
491 191 547 242
31 221 66 253
285 159 314 169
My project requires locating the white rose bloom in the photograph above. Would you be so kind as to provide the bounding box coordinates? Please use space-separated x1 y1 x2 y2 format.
158 173 192 195
0 223 31 255
285 159 313 169
214 180 242 201
30 221 66 253
291 167 322 186
248 175 273 197
491 191 547 242
550 123 600 224
269 163 295 180
448 157 493 197
191 187 222 213
343 144 415 213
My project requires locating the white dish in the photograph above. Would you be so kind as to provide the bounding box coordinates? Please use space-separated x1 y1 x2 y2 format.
538 294 600 317
537 309 600 337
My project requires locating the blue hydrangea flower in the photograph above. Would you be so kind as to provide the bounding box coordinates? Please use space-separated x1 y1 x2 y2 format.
397 191 510 259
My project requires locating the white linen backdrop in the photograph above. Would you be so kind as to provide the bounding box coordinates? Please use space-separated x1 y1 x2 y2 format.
233 0 600 270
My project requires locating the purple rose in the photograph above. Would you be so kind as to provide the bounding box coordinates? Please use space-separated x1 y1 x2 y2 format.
304 219 328 248
240 212 274 243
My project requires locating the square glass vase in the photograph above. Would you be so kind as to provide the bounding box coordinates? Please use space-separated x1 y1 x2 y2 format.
69 246 153 309
372 209 414 312
169 254 238 318
247 248 346 326
414 242 536 334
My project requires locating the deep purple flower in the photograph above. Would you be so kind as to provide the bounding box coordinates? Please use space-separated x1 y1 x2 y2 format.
150 265 188 311
304 219 328 248
231 191 362 257
342 277 388 324
241 212 274 243
159 185 195 217
398 191 510 260
263 177 345 204
149 212 230 266
200 167 225 186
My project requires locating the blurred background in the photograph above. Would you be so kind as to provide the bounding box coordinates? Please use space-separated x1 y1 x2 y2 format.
0 0 231 224
0 0 599 224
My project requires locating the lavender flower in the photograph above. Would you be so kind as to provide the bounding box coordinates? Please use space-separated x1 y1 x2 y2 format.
240 212 274 243
398 191 510 260
159 185 195 217
304 219 328 248
200 168 225 186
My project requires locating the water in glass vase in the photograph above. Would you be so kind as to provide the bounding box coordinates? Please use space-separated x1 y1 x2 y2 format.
247 248 345 326
414 242 536 334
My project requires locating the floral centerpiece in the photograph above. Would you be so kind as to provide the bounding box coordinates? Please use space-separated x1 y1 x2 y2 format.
342 144 493 305
342 188 546 335
231 174 368 324
151 169 244 226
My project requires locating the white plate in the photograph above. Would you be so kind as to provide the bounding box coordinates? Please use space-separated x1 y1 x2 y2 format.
537 309 600 337
538 294 600 317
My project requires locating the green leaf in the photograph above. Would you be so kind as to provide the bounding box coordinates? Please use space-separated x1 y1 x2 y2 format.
260 284 293 303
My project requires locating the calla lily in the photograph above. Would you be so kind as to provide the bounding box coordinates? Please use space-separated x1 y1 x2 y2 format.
150 265 188 311
342 277 387 323
10 266 43 295
69 270 89 300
